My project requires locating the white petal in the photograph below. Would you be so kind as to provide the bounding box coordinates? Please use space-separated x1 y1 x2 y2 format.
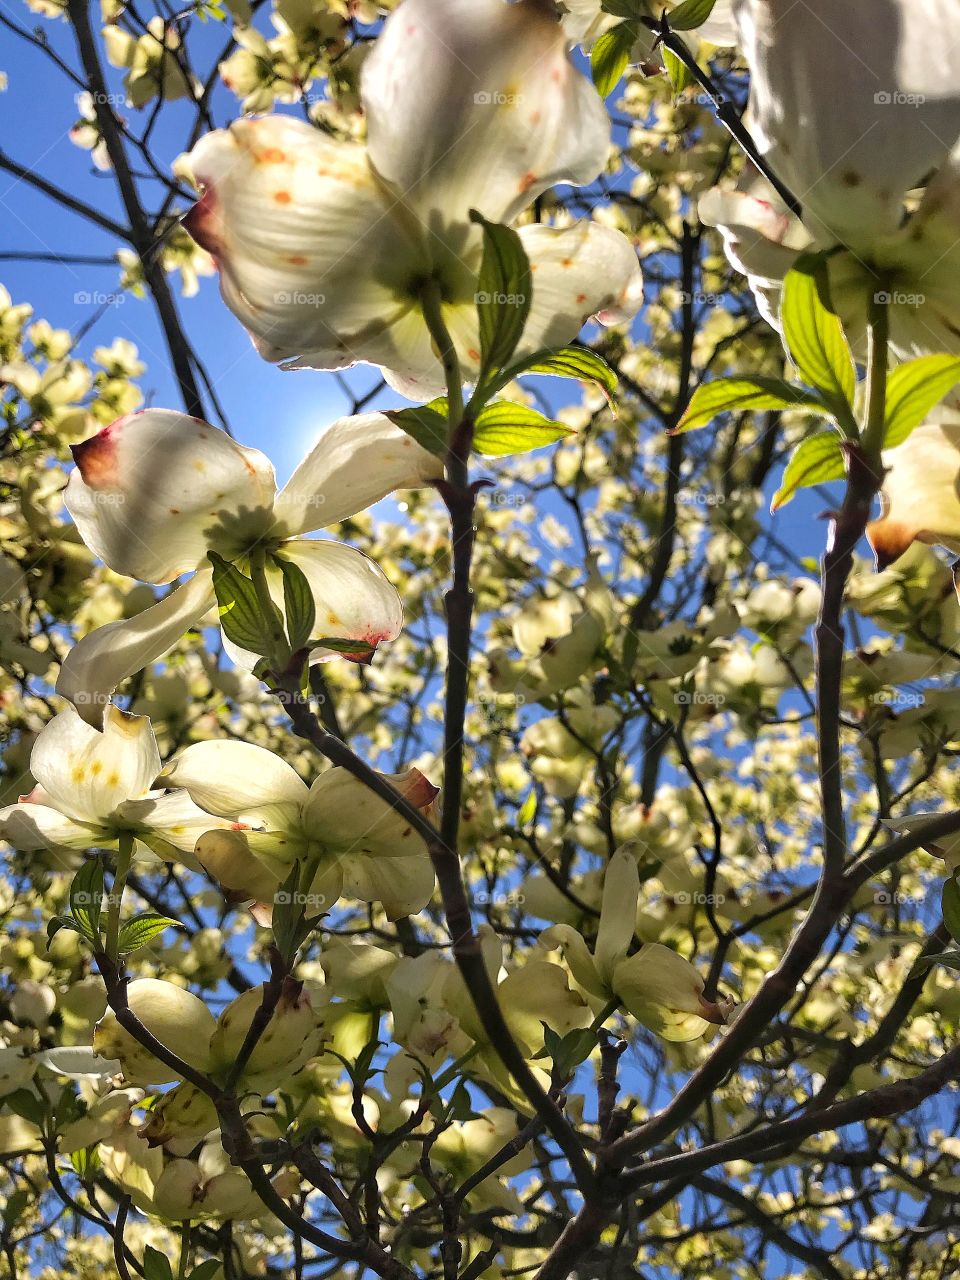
66 412 276 583
304 765 436 856
868 417 960 567
735 0 960 246
594 849 639 987
118 790 230 865
363 0 610 231
516 222 643 357
35 1047 121 1080
57 570 216 723
222 539 403 671
182 115 426 374
30 704 160 824
340 851 436 920
158 740 309 818
698 172 809 329
0 801 98 852
271 413 443 538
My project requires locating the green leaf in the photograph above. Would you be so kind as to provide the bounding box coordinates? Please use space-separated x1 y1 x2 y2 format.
942 875 960 945
591 23 636 97
271 865 314 966
69 1146 101 1180
471 212 532 375
188 1262 223 1280
676 376 829 432
771 431 847 511
520 347 618 401
667 0 718 29
69 858 105 944
3 1088 45 1126
781 257 857 431
917 949 960 974
208 551 277 657
143 1246 175 1280
47 915 83 947
883 354 960 448
116 913 182 955
2 1189 29 1230
275 555 316 653
386 402 448 457
307 636 378 662
552 1027 598 1077
600 0 639 15
663 46 694 95
517 790 537 826
472 402 573 457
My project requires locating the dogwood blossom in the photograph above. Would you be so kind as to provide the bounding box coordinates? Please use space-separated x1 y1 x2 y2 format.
541 846 732 1040
868 413 960 567
180 0 643 400
58 410 442 720
158 739 439 920
0 704 226 861
700 0 960 356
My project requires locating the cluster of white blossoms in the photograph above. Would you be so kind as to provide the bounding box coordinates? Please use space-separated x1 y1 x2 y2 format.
696 0 960 568
0 0 742 1193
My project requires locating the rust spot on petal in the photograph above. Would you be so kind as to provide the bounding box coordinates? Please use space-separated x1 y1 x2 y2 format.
866 517 918 569
182 189 223 262
71 420 125 489
274 190 293 204
518 170 538 194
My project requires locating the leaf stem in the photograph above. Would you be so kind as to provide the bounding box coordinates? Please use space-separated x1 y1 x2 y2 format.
419 278 464 433
106 832 133 960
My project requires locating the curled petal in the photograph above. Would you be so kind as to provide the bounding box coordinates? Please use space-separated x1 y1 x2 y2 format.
158 740 309 818
341 851 436 920
868 418 960 568
735 0 960 246
57 570 216 723
0 801 97 853
182 115 424 374
516 222 643 356
31 704 161 825
271 413 443 538
66 411 276 583
594 848 640 987
304 764 436 856
363 0 611 233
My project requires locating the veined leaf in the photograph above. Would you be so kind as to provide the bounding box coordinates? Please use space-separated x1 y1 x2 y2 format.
883 354 960 448
771 431 846 511
308 636 377 663
471 211 532 375
473 402 573 456
275 554 316 653
117 913 182 955
520 347 618 401
208 551 277 657
69 858 105 944
668 0 718 29
386 401 448 457
781 257 857 432
676 376 829 433
591 22 636 97
663 46 694 95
